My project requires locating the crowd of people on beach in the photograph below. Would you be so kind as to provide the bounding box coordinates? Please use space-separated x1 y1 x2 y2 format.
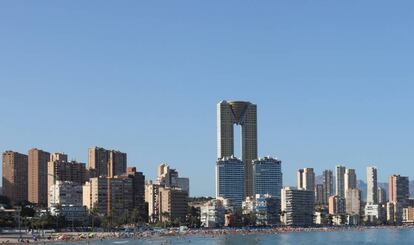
2 225 411 244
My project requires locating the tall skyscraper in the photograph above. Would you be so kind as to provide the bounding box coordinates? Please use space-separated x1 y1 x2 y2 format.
281 187 314 226
335 165 346 198
217 100 257 197
216 156 245 207
252 157 282 198
344 168 357 194
88 147 127 178
28 148 50 206
388 175 409 204
2 151 28 203
366 166 378 204
322 170 334 204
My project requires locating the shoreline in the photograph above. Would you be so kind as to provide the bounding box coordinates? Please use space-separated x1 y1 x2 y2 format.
1 225 414 244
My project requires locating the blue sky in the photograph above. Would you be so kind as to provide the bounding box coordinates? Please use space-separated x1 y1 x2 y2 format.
1 1 414 196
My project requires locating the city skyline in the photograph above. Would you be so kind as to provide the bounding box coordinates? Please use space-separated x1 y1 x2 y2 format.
3 1 414 197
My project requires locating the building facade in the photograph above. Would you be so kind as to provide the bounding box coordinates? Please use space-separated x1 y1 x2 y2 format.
344 168 357 194
336 165 346 198
345 188 361 215
48 180 83 207
328 195 346 215
216 156 245 207
281 187 314 226
252 157 282 198
28 148 50 206
88 147 127 178
47 155 88 204
322 170 334 205
388 175 409 204
2 151 28 203
366 166 378 204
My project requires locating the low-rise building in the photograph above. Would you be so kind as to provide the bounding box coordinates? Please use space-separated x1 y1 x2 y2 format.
364 204 384 224
200 199 226 228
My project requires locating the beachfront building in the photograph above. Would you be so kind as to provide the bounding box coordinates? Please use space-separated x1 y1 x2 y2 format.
345 188 361 216
200 199 226 228
364 204 384 224
48 181 82 207
386 201 403 225
47 153 88 205
145 182 160 223
403 207 414 224
83 176 134 218
328 195 345 215
216 156 245 207
159 186 188 223
243 194 280 226
281 187 314 226
252 157 282 198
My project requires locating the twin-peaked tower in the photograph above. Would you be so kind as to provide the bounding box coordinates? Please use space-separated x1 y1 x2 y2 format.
217 100 257 197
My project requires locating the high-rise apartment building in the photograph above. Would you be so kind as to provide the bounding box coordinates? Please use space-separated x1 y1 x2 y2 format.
345 188 361 215
252 157 282 198
88 147 127 178
145 182 160 223
47 154 88 204
378 187 387 204
83 176 133 218
297 168 315 191
315 184 324 205
216 156 245 207
2 151 28 203
217 100 257 197
328 195 346 215
388 175 409 204
48 181 83 207
322 170 334 204
303 168 315 192
127 167 146 221
336 165 346 198
28 148 50 205
281 187 314 226
159 186 188 223
366 166 378 204
344 168 357 194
